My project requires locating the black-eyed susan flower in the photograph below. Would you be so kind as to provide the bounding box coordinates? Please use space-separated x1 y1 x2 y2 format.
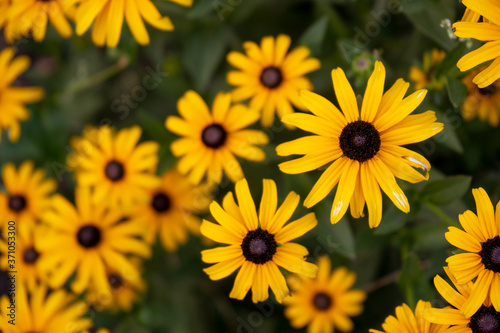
86 259 145 312
0 283 92 332
0 0 9 28
132 168 212 252
166 90 269 185
462 66 500 126
0 228 44 290
70 125 160 211
409 49 446 90
0 48 44 142
444 187 500 317
0 161 56 235
284 256 366 333
37 186 151 295
73 0 192 48
423 266 500 333
276 61 443 228
453 0 500 88
227 34 320 127
3 0 74 42
370 300 449 333
201 178 318 303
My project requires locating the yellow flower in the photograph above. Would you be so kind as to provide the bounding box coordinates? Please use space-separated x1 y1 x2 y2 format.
166 90 269 185
3 0 74 42
423 266 500 333
132 168 212 252
462 66 500 126
453 0 500 88
0 283 92 332
370 300 449 333
37 186 151 295
74 0 192 48
444 187 500 317
284 256 366 333
227 34 320 127
0 0 9 28
409 49 446 90
70 125 160 211
0 161 56 235
201 178 318 303
0 228 45 290
276 61 443 228
86 259 146 312
0 48 44 142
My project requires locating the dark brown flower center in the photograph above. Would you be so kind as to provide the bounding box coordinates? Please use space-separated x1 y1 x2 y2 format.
23 247 39 264
260 66 282 89
477 84 496 97
9 195 27 212
77 225 102 248
152 192 171 213
241 229 277 264
312 292 332 311
339 121 381 162
479 236 500 273
469 305 500 333
105 160 125 181
202 124 227 149
109 272 124 290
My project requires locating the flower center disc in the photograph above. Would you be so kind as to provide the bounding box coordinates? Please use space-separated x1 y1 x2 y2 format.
241 229 277 264
105 160 125 181
23 248 39 264
9 195 27 212
339 121 381 162
479 236 500 273
477 84 496 98
109 273 124 290
260 67 283 89
77 225 102 248
202 124 227 149
152 192 171 213
470 306 500 333
312 292 332 311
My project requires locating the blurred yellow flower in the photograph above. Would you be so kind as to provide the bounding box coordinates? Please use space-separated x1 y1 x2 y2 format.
0 48 44 142
277 61 443 228
166 90 269 185
201 178 318 303
284 256 366 333
70 125 160 212
462 66 500 126
227 34 320 127
3 0 74 42
132 168 212 252
37 186 151 295
0 160 56 236
74 0 192 47
408 49 446 90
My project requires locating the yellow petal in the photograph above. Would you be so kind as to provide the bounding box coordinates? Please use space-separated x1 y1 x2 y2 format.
331 67 359 122
361 61 385 123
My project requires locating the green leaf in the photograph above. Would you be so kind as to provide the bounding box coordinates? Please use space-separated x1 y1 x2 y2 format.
299 16 329 56
397 253 434 308
434 108 464 154
421 175 471 205
374 205 409 235
446 77 468 108
315 206 356 259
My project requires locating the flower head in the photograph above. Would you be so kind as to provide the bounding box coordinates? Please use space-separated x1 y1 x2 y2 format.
131 168 212 251
453 0 500 88
462 66 500 126
277 61 443 228
0 48 44 142
201 178 318 303
0 161 56 235
284 256 366 333
74 0 192 47
37 186 151 294
444 187 500 317
370 300 449 333
70 125 160 211
409 49 446 90
166 90 269 185
227 34 320 127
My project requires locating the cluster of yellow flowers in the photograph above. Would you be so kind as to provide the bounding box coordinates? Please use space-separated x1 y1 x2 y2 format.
1 0 500 332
